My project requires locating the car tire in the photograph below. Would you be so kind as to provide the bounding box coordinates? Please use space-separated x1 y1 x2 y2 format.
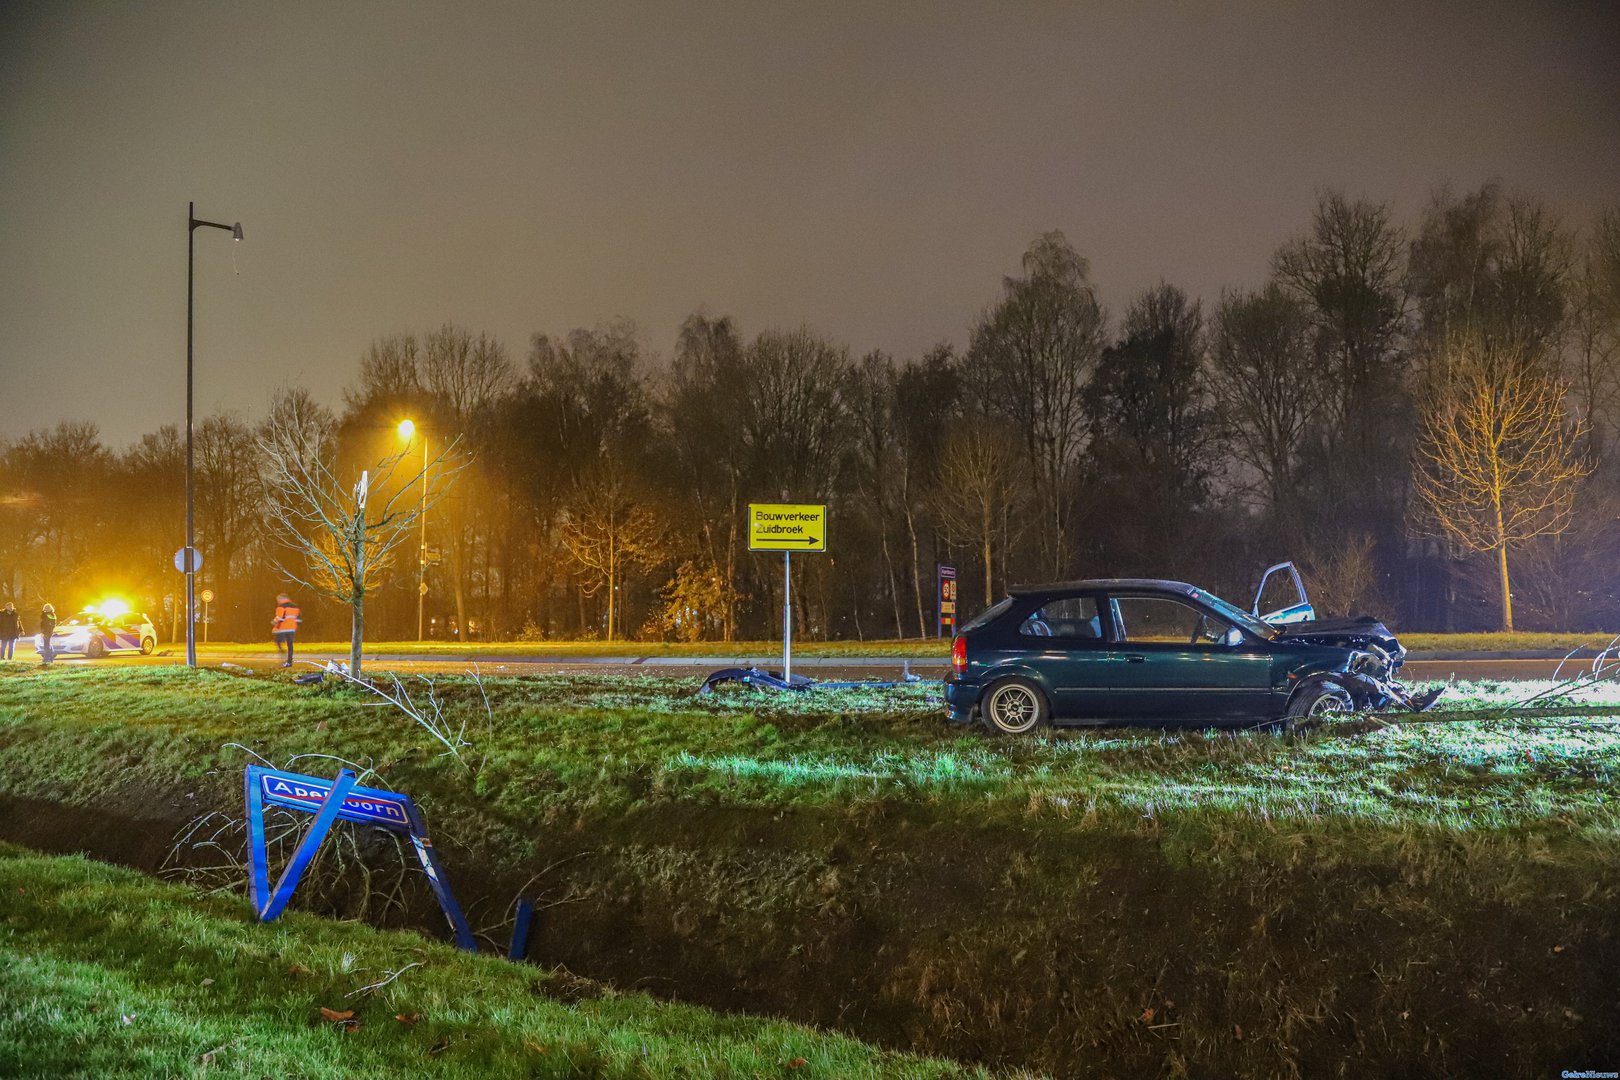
1283 680 1353 733
140 637 156 655
86 638 106 660
981 677 1050 736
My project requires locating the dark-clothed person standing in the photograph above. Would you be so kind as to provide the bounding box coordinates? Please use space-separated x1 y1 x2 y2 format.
37 603 56 665
272 594 301 667
0 603 20 660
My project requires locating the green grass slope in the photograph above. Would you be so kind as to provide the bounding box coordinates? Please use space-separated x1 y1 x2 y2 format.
0 844 1006 1079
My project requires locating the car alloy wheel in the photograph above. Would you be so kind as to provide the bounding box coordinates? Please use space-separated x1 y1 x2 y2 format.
1308 693 1350 717
984 679 1046 735
1283 680 1354 734
140 637 156 655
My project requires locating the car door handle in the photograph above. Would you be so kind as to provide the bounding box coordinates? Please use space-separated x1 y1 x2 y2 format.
1123 654 1145 663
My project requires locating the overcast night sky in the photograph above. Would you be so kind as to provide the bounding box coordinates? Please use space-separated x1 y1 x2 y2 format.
2 1 1617 448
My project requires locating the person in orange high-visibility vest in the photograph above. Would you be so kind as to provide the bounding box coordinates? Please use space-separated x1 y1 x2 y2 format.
272 594 301 667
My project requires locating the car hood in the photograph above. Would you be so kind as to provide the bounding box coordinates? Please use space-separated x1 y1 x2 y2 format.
1271 616 1405 660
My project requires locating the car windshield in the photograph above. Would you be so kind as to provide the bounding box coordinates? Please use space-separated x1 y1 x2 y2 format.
1193 588 1278 640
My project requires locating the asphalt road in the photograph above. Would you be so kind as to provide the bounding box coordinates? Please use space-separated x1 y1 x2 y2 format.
17 648 1599 683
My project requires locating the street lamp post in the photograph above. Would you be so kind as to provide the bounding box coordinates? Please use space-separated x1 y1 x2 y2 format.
398 419 429 641
186 202 242 669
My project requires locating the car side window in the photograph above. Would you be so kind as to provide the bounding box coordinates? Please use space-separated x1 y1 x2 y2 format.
1019 597 1102 640
1113 597 1228 644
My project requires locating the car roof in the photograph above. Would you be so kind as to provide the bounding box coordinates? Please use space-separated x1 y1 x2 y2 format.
1007 579 1202 598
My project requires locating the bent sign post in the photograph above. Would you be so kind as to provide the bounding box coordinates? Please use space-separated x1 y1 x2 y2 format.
748 503 827 682
243 766 476 951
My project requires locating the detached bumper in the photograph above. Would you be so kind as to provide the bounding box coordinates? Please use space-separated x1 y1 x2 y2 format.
943 675 982 723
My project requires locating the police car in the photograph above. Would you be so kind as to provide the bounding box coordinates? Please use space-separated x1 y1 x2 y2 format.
38 603 157 659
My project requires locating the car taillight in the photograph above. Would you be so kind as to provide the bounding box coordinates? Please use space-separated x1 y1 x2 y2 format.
951 635 967 675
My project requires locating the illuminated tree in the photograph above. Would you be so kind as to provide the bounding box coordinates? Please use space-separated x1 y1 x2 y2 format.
558 467 665 641
1412 333 1588 631
260 413 459 678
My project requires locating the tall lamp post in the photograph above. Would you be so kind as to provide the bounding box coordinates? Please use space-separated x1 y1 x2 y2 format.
186 202 242 669
397 419 429 641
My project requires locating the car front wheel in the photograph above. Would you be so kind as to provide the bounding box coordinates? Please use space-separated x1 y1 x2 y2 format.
1284 680 1353 733
140 637 156 655
86 638 106 659
981 677 1049 736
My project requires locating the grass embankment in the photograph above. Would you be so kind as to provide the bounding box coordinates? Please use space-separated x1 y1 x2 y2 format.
2 666 1619 1076
0 844 1002 1079
1398 631 1620 653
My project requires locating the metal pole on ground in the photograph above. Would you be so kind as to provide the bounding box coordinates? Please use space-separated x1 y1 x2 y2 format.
783 549 792 683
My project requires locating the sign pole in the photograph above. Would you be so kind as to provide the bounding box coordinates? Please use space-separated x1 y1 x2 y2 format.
783 550 792 682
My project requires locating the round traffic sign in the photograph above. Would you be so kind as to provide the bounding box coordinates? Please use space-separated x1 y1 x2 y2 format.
173 547 203 573
200 588 215 604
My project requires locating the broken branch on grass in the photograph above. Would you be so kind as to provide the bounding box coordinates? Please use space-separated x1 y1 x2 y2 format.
346 962 424 999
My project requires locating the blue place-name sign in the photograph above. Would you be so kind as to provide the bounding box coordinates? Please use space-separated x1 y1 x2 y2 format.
259 772 410 828
243 765 475 951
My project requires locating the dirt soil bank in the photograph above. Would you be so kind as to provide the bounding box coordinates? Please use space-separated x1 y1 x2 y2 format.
3 785 1617 1079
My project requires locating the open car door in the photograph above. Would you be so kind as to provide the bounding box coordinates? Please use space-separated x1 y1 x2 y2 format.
1253 562 1315 625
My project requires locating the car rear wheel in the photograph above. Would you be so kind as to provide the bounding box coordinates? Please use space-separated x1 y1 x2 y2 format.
1284 680 1353 733
86 638 106 660
140 637 156 655
981 677 1049 736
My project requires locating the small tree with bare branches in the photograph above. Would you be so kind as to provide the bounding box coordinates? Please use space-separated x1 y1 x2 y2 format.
261 420 460 678
1412 333 1588 630
558 468 665 641
932 423 1025 608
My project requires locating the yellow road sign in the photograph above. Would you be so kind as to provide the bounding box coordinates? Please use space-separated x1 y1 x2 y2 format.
748 503 826 552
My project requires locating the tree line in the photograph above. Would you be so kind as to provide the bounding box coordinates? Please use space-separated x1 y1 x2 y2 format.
3 182 1618 642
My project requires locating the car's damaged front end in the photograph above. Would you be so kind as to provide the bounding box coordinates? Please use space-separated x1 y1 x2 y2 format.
1266 609 1441 714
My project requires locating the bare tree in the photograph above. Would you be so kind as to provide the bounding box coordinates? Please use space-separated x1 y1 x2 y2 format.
345 332 423 410
1566 210 1620 462
260 417 459 678
423 323 515 641
1210 284 1323 516
1274 192 1409 527
558 468 665 641
666 312 748 640
968 232 1107 578
195 414 262 610
932 423 1024 608
1412 333 1588 630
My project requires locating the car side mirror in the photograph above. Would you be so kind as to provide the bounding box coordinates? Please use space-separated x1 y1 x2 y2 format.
1224 627 1244 647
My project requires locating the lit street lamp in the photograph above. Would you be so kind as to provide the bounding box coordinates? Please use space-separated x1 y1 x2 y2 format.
397 419 429 641
185 202 242 669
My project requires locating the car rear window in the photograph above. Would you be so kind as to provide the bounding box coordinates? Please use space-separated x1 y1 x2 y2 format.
1020 596 1102 639
958 596 1014 634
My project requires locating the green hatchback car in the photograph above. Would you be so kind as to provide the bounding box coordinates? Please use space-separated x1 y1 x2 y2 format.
944 567 1438 734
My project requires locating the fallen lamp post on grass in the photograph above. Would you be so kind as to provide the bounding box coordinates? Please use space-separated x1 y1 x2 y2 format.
699 661 924 694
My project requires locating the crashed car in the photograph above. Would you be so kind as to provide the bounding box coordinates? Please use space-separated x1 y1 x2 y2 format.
945 562 1439 734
